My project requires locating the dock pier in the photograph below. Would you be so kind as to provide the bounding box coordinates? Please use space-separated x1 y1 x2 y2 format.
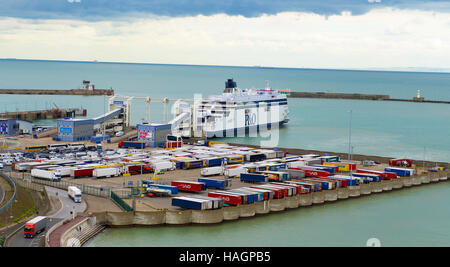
0 108 87 121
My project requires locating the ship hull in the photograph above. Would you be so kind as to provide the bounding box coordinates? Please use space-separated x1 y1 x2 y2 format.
204 119 289 138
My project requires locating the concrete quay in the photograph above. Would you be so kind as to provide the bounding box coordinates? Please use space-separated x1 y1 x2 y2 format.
90 171 449 228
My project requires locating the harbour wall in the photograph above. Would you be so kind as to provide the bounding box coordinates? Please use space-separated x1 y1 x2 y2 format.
0 89 114 96
92 170 449 227
288 92 450 104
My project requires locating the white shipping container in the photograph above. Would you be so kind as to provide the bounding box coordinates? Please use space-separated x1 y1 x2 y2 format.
150 160 176 171
200 166 224 176
287 160 306 168
225 166 248 178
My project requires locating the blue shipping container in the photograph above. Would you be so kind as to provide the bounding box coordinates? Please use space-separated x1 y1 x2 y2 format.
198 178 230 189
240 173 268 183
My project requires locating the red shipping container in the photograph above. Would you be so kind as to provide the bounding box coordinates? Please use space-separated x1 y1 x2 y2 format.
290 167 330 178
208 192 242 205
72 168 93 178
171 181 205 192
250 186 284 199
356 169 398 180
389 158 412 167
270 182 302 195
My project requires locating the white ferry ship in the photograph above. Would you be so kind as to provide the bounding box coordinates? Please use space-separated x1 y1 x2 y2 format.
171 79 289 138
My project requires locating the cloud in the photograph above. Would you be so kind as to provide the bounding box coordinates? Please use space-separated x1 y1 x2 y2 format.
0 0 449 21
1 8 449 70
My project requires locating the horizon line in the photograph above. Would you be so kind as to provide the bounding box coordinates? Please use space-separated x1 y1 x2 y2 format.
1 57 450 75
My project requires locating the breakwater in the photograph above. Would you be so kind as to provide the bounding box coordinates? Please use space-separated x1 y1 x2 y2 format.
92 171 449 227
289 91 450 104
0 89 114 96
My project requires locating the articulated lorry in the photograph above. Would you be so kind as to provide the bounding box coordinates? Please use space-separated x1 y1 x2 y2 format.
24 216 47 238
68 186 82 203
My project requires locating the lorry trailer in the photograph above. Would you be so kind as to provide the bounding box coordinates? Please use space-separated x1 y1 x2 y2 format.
31 169 61 181
93 167 121 178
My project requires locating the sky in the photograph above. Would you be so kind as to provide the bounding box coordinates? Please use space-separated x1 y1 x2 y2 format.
0 0 450 70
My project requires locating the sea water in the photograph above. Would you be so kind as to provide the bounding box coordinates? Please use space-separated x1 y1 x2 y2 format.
1 59 449 246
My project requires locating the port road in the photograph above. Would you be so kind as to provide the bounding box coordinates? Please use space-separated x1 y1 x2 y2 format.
6 186 86 247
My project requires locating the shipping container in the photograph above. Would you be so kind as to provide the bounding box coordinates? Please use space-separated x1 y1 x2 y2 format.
147 184 178 195
241 187 274 200
118 141 147 149
283 169 305 179
286 180 318 192
190 195 224 209
257 170 289 181
224 166 248 178
203 157 224 167
290 167 330 178
198 178 232 189
351 173 382 182
250 185 284 199
319 155 340 163
355 169 398 180
172 197 207 210
286 160 306 169
200 166 224 176
269 182 299 195
384 167 416 177
225 155 245 164
93 167 121 178
305 178 334 190
208 191 244 205
171 180 206 192
244 153 267 162
310 165 338 174
322 162 356 172
71 168 94 178
389 158 412 167
327 175 359 186
240 173 268 183
228 189 260 203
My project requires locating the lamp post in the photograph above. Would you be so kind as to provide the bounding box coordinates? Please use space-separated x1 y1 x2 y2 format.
348 110 353 178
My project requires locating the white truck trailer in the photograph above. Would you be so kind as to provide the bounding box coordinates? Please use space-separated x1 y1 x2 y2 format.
31 168 61 181
93 167 121 178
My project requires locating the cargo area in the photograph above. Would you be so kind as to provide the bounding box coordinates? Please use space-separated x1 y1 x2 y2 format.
3 140 448 214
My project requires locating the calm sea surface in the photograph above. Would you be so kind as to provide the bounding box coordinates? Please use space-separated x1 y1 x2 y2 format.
1 59 449 246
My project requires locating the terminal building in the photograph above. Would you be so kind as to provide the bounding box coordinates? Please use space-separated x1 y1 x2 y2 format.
56 103 124 142
0 118 19 136
137 123 171 147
